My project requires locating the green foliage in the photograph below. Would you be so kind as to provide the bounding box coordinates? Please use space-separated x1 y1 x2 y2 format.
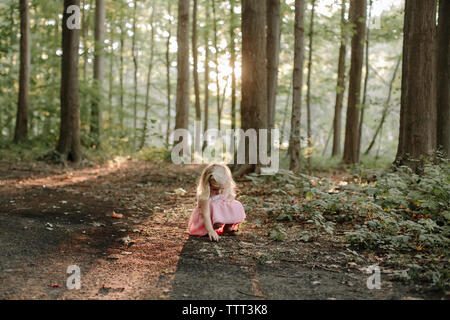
269 224 287 241
346 162 450 252
136 145 172 163
254 159 449 288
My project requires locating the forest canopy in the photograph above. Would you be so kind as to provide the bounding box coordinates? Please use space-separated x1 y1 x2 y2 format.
0 0 414 166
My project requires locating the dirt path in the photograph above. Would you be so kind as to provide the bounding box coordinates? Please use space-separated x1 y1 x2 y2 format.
0 160 439 300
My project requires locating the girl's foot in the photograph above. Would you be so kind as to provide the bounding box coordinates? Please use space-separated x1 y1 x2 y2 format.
223 224 240 236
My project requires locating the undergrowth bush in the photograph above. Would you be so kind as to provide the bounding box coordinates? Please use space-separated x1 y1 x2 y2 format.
247 159 449 289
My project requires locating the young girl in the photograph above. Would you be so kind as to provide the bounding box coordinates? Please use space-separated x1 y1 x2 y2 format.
188 163 246 242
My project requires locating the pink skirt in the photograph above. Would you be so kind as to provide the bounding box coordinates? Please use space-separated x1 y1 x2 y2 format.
188 194 246 236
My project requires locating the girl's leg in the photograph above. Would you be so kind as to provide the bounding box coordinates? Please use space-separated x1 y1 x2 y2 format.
223 224 239 234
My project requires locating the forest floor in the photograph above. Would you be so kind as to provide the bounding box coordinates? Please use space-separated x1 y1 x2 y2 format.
0 159 446 300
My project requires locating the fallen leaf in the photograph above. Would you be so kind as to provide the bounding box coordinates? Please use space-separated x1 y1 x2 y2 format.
112 211 123 219
174 188 187 196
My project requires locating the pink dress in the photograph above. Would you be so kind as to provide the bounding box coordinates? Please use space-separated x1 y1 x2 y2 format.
188 194 246 236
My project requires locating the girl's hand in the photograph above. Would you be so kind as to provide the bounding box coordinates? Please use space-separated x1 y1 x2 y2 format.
208 230 220 242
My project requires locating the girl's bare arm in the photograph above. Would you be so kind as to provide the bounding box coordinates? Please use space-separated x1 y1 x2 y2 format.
199 199 219 241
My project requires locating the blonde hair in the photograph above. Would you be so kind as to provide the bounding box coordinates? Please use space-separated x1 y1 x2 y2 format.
197 163 236 202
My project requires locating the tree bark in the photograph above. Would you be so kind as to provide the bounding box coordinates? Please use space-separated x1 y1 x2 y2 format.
90 0 105 145
437 0 450 157
82 0 93 82
57 0 82 163
235 0 268 177
132 0 138 149
331 0 348 157
305 0 316 171
166 2 172 146
211 0 221 130
174 0 190 139
14 0 30 143
119 11 125 132
203 1 210 150
343 0 366 164
230 0 237 131
357 0 373 158
192 0 201 121
140 2 156 150
289 0 306 173
395 0 437 169
108 11 115 123
266 0 281 130
280 79 293 144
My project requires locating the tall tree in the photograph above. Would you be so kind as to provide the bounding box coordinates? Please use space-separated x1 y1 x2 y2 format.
357 0 373 157
14 0 30 143
437 0 450 157
56 0 82 162
119 9 126 132
192 0 201 121
90 0 105 145
230 0 237 131
305 0 316 171
267 0 281 131
131 0 138 148
343 0 367 164
332 0 348 157
289 0 306 172
211 0 222 130
174 0 190 141
81 0 93 82
108 10 115 122
235 0 268 177
203 0 210 150
140 2 156 150
396 0 437 169
165 2 173 146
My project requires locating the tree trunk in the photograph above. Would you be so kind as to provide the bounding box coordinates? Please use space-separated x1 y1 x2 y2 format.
203 0 210 150
211 0 221 130
174 0 190 140
395 0 437 170
192 0 201 121
357 0 373 158
132 0 138 149
57 0 82 163
343 0 366 164
165 2 172 146
140 2 156 150
437 0 450 157
90 0 105 146
332 0 348 157
14 0 30 143
365 54 401 155
119 11 125 132
289 0 306 173
230 0 237 131
81 0 93 82
108 11 115 123
235 0 268 177
280 79 293 144
266 0 281 130
305 0 316 171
